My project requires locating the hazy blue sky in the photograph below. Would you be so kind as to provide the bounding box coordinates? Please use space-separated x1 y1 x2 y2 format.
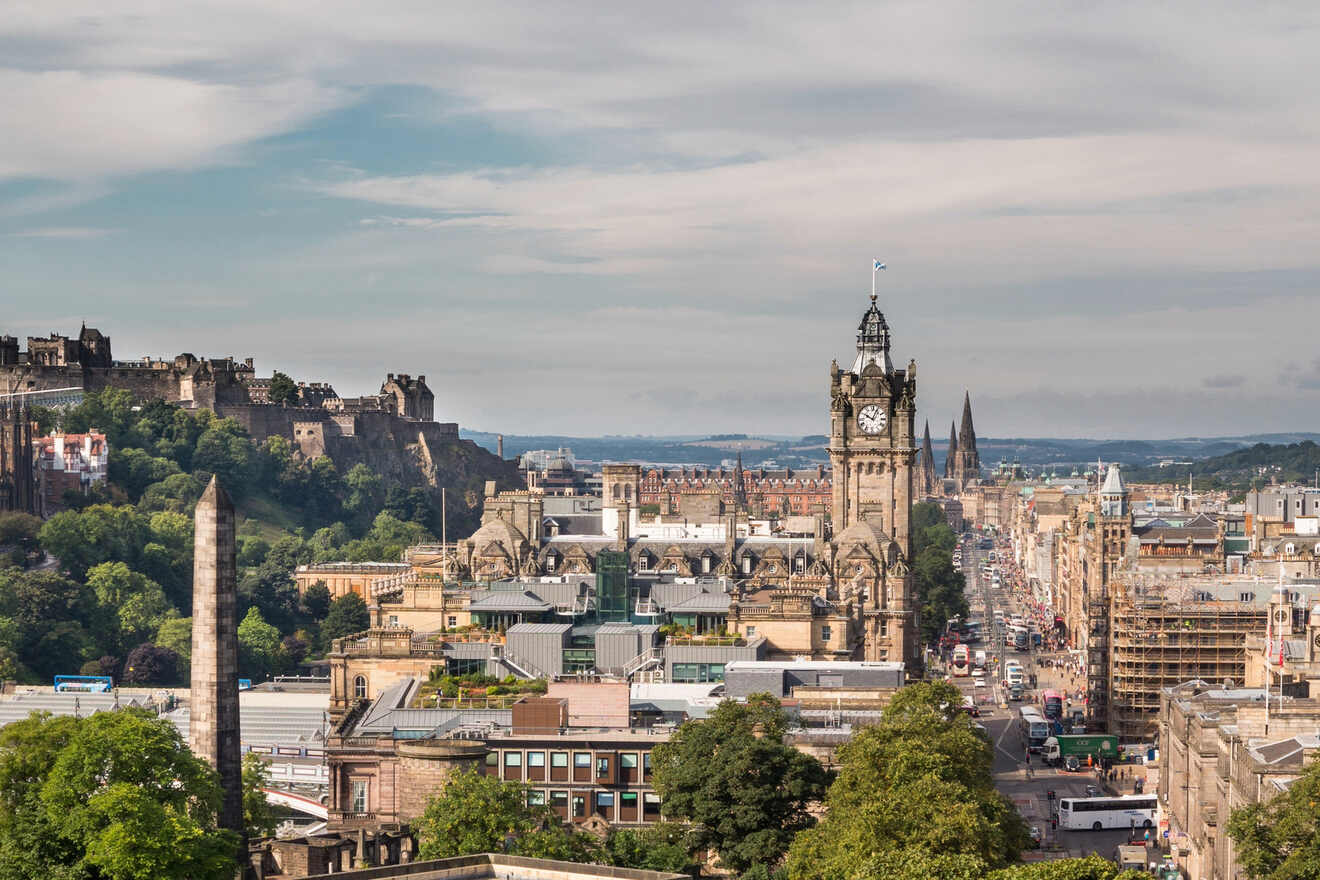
3 2 1318 438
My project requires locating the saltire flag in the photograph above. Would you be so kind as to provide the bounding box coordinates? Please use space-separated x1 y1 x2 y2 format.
874 260 886 271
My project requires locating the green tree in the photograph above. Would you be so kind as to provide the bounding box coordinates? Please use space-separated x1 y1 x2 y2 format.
652 694 829 874
38 504 150 581
0 569 106 680
301 581 332 620
321 593 371 645
242 753 279 838
0 512 42 552
268 372 300 407
87 562 172 649
786 681 1028 880
155 616 192 663
237 606 285 680
1227 758 1320 879
416 770 556 859
604 824 696 874
0 710 239 880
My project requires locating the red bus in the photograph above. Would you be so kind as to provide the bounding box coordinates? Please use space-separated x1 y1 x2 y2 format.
1042 689 1063 720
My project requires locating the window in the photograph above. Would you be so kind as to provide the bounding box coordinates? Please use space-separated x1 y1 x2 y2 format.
596 757 610 776
485 752 499 767
550 791 569 810
572 795 586 817
527 790 546 806
643 753 652 774
574 752 591 768
820 625 832 641
353 675 367 700
702 555 711 574
742 557 752 574
619 753 638 769
388 615 398 626
1240 592 1254 603
527 751 546 768
504 752 522 767
546 554 557 571
447 615 457 627
551 752 569 768
745 626 756 638
620 792 638 810
351 780 367 813
595 792 614 812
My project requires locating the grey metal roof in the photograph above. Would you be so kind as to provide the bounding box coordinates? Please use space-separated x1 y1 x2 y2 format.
468 590 554 612
507 622 574 634
666 592 733 612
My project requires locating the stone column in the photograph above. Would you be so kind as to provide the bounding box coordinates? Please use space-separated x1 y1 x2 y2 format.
190 476 244 842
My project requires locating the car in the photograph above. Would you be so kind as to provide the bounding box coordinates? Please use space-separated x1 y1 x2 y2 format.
973 678 985 688
1063 754 1081 772
1028 826 1042 849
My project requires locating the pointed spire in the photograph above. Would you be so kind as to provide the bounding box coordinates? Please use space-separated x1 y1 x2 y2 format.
959 391 977 452
920 421 936 495
944 421 958 478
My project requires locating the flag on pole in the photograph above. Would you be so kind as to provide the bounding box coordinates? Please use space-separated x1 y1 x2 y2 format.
874 260 886 271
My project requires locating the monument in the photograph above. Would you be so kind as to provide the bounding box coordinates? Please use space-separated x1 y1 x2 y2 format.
190 476 244 839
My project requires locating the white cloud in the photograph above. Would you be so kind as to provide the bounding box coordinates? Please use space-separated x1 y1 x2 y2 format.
0 69 341 180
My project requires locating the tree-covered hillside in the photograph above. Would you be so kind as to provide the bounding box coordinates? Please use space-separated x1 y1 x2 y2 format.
0 389 509 686
1124 440 1320 491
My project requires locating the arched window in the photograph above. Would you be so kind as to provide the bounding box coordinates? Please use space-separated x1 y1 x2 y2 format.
612 484 622 500
354 675 367 700
1285 543 1296 556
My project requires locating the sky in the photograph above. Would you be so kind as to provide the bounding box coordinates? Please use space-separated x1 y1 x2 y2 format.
2 2 1319 439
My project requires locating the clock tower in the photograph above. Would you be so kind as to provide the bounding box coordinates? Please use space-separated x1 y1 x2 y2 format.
828 293 918 664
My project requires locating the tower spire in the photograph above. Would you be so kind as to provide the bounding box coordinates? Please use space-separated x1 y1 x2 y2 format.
920 420 936 495
945 421 958 478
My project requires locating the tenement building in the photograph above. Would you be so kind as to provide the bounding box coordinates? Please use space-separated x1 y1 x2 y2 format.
1159 679 1320 880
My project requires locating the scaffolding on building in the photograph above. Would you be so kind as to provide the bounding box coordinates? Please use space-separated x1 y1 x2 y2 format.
1107 576 1265 740
1086 592 1109 732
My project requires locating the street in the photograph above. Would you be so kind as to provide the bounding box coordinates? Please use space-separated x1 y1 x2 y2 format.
945 535 1148 862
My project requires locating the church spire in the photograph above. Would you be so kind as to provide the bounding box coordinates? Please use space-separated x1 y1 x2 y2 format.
944 421 958 478
959 391 977 452
733 449 747 508
920 421 936 495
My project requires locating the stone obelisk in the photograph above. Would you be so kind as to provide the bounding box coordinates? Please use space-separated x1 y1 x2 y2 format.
191 476 244 839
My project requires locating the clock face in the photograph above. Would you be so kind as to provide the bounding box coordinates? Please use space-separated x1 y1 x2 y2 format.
857 404 887 435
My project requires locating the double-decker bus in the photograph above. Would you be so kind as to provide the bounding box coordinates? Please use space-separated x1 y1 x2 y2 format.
1019 707 1049 752
1057 795 1158 831
1041 689 1063 720
951 644 971 676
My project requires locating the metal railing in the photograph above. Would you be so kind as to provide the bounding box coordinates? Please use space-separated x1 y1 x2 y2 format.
499 649 550 681
623 647 664 679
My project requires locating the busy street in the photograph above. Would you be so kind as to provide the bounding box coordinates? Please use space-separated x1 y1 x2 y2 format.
937 532 1172 870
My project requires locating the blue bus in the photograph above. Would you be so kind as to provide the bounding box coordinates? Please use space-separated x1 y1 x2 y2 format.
54 675 113 693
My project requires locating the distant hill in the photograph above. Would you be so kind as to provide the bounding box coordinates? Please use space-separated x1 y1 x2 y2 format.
464 429 1320 473
1123 440 1320 489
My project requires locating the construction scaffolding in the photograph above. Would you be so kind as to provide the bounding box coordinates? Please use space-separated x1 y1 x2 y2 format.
1086 593 1109 732
1107 577 1265 740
